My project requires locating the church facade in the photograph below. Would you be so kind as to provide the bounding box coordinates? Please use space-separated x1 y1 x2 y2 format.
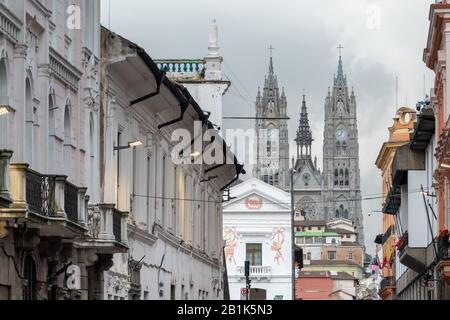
254 54 364 245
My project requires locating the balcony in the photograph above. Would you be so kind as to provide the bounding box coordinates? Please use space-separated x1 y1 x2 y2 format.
397 232 427 274
436 233 449 262
391 144 425 187
379 276 396 293
0 163 88 237
236 265 272 280
154 59 205 81
382 225 395 245
76 204 128 254
382 187 401 215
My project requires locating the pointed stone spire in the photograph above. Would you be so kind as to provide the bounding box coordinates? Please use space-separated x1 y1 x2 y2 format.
337 55 344 80
269 56 274 73
296 94 313 159
281 86 286 98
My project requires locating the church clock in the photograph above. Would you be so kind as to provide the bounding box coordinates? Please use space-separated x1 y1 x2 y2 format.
335 129 347 142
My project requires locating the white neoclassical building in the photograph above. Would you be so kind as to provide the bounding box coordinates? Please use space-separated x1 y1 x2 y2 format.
223 178 292 300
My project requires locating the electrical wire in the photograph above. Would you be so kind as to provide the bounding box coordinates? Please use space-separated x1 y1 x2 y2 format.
132 188 431 206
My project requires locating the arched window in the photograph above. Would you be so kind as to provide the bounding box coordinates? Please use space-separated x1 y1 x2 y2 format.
23 255 37 300
331 239 336 245
64 103 72 178
339 169 344 186
344 209 349 219
25 78 34 166
345 169 349 186
334 169 339 186
0 58 7 98
335 210 340 217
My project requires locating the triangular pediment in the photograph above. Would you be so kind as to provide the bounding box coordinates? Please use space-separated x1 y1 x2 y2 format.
293 160 321 189
223 178 291 212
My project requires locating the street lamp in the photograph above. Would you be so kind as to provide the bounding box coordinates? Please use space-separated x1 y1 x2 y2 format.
0 106 10 116
114 140 144 151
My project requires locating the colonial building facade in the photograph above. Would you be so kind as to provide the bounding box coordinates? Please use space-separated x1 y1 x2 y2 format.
223 178 292 300
99 25 243 300
0 0 129 300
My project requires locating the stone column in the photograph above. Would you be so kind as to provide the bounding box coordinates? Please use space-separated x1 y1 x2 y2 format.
54 175 67 218
0 150 13 201
98 203 115 241
77 187 88 226
9 163 29 209
121 211 129 246
13 45 27 163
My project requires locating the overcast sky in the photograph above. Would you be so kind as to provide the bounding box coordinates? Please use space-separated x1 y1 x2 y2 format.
101 0 435 254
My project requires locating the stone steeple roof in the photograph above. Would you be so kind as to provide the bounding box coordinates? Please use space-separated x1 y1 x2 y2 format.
296 94 313 151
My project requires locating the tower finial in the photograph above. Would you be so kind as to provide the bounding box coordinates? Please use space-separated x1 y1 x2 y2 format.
208 19 219 57
337 44 344 57
269 44 275 58
336 45 345 81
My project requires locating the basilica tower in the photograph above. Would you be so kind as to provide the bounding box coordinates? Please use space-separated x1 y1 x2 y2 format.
322 54 364 244
253 54 290 189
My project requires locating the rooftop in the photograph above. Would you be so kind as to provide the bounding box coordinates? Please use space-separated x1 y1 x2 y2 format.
330 272 358 281
298 271 330 278
295 220 327 227
326 228 357 235
309 260 363 268
295 231 339 237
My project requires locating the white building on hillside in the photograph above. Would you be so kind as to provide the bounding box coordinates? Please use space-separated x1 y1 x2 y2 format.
223 178 292 300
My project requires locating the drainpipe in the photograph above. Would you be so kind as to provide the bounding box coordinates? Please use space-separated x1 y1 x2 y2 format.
220 161 245 192
129 72 166 106
158 97 191 130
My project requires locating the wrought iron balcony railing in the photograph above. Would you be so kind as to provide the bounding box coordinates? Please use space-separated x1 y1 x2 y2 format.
26 170 57 217
64 181 79 224
5 164 87 232
113 209 122 243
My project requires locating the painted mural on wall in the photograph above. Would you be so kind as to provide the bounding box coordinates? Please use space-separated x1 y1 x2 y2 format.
224 227 238 264
271 227 285 265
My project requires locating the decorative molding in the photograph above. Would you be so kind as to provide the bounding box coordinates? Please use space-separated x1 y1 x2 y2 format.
49 47 82 91
0 4 22 44
14 44 27 59
29 0 52 17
